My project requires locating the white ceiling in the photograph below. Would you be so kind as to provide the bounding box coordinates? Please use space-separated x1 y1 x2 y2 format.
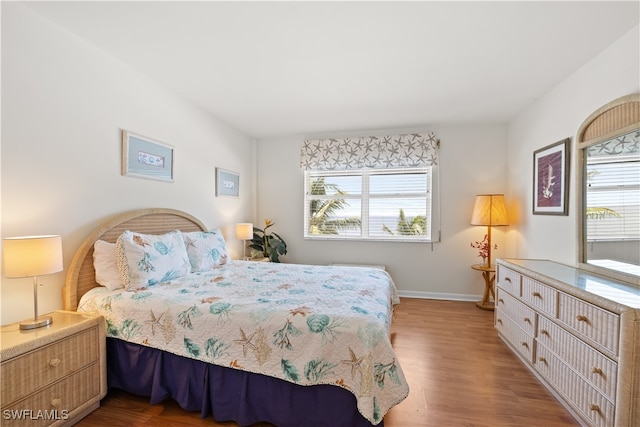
24 1 640 139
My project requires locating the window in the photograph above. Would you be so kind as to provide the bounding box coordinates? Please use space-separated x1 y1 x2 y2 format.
300 131 440 242
304 166 440 242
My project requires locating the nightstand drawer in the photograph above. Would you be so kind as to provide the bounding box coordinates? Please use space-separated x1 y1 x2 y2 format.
496 265 521 296
558 293 619 356
522 277 557 316
1 327 98 406
496 287 536 336
1 363 100 427
537 316 617 402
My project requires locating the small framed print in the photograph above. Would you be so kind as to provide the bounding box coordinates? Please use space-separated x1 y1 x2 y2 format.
122 130 174 182
216 167 239 197
533 138 570 215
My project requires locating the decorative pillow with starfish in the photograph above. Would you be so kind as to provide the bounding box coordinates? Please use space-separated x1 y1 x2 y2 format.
116 230 191 290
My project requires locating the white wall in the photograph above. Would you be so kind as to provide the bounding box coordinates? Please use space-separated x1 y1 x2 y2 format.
256 25 640 299
256 125 509 299
507 25 639 265
0 4 256 325
3 6 636 326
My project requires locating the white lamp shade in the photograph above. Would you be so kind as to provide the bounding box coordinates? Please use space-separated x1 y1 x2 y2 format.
235 223 254 241
3 235 63 278
471 194 509 226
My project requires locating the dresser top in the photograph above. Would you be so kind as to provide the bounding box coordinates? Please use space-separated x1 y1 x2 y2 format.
0 310 101 361
499 259 640 310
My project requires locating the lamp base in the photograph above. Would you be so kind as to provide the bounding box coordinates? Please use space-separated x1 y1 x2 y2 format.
19 315 52 330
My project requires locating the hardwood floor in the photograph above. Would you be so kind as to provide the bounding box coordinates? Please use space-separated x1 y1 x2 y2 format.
76 298 579 426
384 298 578 427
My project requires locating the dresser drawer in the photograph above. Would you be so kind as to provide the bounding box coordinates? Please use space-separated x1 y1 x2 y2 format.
496 287 536 336
537 316 617 402
1 327 98 406
496 312 535 364
521 277 557 316
558 293 620 356
496 265 521 296
1 363 100 427
535 344 614 427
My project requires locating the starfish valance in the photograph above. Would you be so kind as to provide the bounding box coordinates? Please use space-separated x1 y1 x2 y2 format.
300 132 439 171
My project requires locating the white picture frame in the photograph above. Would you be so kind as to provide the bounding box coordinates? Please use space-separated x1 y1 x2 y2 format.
122 130 174 182
216 167 240 197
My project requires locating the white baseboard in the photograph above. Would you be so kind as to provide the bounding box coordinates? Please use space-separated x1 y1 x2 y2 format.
397 290 481 302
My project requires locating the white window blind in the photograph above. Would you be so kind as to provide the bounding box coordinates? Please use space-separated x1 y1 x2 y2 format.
586 129 640 242
586 154 640 240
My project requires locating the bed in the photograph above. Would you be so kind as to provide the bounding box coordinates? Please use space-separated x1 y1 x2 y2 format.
63 208 409 426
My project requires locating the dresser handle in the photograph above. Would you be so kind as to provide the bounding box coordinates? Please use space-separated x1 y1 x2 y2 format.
532 291 541 298
521 342 529 349
590 404 600 413
49 358 61 367
540 329 549 336
51 398 62 407
538 356 547 364
577 315 589 323
592 367 604 376
497 318 503 325
524 317 531 324
498 298 504 304
504 277 512 283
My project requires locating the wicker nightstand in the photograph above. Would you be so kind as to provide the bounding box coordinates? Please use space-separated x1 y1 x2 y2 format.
0 310 106 426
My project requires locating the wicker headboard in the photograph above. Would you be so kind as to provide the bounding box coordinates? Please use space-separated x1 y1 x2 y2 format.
63 208 207 311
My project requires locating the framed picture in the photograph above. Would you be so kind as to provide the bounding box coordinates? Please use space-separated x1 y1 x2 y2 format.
533 138 570 215
216 167 240 197
122 130 174 182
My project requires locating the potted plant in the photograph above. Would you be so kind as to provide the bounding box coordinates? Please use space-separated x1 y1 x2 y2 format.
470 234 497 267
249 219 287 262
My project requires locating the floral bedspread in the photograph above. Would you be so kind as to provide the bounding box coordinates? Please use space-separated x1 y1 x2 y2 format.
78 261 409 424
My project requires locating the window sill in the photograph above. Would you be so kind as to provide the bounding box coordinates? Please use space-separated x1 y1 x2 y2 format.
304 236 437 243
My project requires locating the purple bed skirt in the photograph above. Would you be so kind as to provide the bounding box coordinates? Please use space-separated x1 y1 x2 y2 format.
106 338 380 426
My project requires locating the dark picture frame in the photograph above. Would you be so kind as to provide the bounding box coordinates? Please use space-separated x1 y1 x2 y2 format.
122 130 174 182
533 138 570 215
216 167 240 197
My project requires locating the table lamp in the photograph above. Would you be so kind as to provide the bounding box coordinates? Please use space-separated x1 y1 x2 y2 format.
235 223 253 260
3 235 63 329
471 194 508 267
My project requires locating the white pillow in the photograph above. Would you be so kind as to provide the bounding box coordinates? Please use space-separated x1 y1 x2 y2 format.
93 240 123 290
182 228 229 272
116 230 191 290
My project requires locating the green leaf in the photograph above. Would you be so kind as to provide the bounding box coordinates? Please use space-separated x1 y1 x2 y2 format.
121 318 142 339
304 358 336 382
205 337 229 359
106 318 119 337
281 359 300 382
388 364 401 385
184 337 200 357
373 397 381 423
586 207 622 220
248 243 264 252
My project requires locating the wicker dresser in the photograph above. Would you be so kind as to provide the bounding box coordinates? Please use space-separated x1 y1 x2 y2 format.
1 311 106 426
495 259 639 427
